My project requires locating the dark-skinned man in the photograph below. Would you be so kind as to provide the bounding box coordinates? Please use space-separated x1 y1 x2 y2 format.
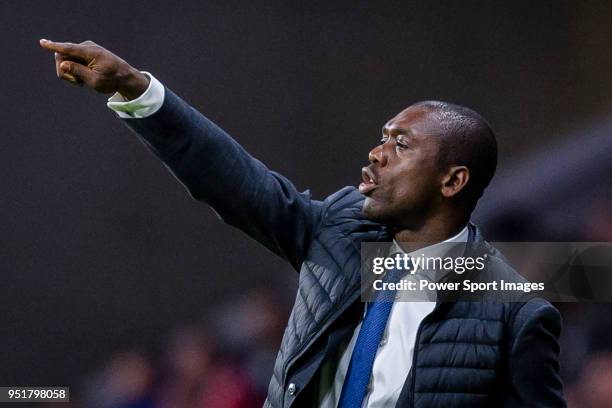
40 39 566 408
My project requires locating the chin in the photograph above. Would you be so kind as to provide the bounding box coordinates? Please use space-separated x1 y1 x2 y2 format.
361 197 387 222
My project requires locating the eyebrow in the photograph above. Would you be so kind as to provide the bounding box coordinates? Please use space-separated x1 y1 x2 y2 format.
382 125 415 137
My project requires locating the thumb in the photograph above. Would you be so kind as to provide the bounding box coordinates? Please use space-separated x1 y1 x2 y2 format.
59 61 93 86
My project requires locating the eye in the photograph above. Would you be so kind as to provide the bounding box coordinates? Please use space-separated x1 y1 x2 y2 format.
396 141 409 150
395 136 410 150
380 137 389 145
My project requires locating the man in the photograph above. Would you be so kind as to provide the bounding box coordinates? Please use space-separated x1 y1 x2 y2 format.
40 39 566 407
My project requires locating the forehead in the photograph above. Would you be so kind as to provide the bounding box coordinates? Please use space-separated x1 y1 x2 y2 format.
383 106 441 139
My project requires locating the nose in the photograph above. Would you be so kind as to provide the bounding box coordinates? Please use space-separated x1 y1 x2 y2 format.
368 144 388 167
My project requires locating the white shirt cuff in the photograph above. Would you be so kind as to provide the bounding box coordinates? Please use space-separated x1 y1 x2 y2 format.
106 72 165 118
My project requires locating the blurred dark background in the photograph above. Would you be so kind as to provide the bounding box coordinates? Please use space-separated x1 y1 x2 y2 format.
1 1 611 407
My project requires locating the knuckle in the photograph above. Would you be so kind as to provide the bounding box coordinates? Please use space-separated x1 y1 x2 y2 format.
82 40 99 52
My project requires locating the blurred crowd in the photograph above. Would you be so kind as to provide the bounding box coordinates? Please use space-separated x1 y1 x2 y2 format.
560 304 612 408
69 289 288 408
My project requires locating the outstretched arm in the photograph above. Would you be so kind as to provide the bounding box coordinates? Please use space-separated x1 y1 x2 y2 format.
40 39 321 270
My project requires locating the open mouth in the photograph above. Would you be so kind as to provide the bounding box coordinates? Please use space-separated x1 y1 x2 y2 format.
359 167 378 195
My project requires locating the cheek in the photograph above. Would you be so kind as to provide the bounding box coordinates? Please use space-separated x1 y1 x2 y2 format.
391 169 438 205
392 184 413 202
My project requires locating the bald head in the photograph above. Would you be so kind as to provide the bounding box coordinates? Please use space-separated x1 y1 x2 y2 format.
413 101 498 210
363 101 497 228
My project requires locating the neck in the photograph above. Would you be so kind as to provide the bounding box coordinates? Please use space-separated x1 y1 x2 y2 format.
392 214 468 253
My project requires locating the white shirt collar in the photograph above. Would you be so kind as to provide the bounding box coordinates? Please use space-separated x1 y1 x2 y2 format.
388 224 470 291
390 224 469 256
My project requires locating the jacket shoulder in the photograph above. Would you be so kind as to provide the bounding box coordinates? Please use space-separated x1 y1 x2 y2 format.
480 242 561 325
511 297 562 333
322 186 364 212
319 186 364 224
320 186 383 228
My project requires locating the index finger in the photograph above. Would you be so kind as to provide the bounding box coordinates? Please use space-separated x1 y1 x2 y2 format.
39 39 92 60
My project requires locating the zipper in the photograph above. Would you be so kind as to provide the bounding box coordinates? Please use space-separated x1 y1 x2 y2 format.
408 301 446 408
409 225 478 407
281 286 362 406
280 232 391 406
409 316 426 407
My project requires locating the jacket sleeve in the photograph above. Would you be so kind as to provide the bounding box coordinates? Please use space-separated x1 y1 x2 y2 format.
504 299 566 407
120 87 322 271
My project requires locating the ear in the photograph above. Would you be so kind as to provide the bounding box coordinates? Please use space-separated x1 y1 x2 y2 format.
440 166 470 198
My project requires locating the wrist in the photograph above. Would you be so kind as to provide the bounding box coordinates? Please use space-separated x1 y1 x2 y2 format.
118 68 150 101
